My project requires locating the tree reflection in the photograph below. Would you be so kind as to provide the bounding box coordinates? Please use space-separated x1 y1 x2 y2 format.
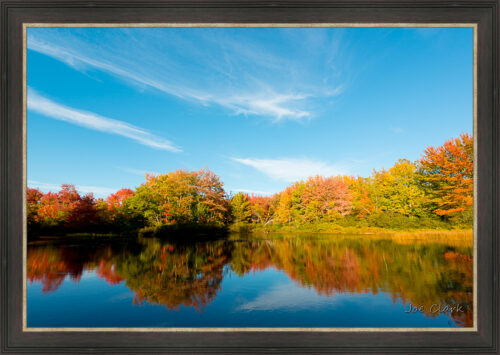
114 238 233 310
27 233 473 326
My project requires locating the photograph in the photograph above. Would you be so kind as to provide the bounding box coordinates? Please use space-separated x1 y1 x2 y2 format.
25 25 474 329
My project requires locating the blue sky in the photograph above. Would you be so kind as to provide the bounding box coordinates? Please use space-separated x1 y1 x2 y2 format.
27 27 473 198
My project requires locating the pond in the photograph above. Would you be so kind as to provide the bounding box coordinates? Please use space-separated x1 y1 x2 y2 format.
27 232 473 328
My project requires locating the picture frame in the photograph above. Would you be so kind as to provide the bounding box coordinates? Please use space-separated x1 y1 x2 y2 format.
1 0 498 353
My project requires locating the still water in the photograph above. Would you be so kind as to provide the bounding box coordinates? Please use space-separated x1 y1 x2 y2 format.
27 233 473 328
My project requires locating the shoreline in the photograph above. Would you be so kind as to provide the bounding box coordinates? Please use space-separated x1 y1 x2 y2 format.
28 227 473 243
233 222 473 235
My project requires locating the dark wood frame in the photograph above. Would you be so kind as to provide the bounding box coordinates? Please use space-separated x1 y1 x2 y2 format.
1 1 498 353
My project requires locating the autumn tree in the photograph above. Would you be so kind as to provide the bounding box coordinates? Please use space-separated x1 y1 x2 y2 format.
123 169 229 227
273 177 351 224
36 184 82 226
301 176 352 222
418 133 473 220
27 188 44 224
343 176 375 218
274 186 294 224
103 188 135 221
249 194 277 224
27 184 106 234
194 169 229 224
372 159 428 217
230 192 252 223
66 193 100 229
107 188 134 210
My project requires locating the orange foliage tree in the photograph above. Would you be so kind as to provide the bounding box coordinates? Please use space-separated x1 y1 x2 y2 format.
28 184 104 232
419 133 473 218
36 184 83 226
343 176 375 218
104 188 134 221
27 188 44 224
273 176 351 224
249 194 277 224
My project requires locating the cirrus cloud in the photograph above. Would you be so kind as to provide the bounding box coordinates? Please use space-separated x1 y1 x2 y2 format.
231 157 349 182
28 88 181 152
28 28 346 122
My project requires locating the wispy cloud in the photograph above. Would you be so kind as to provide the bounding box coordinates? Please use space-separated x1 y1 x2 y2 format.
231 157 349 182
227 188 273 196
28 88 181 152
28 37 195 101
28 28 346 122
390 126 404 134
28 180 118 197
236 281 339 312
220 94 310 122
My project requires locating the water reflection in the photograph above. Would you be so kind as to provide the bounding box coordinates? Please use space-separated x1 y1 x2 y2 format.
27 233 473 327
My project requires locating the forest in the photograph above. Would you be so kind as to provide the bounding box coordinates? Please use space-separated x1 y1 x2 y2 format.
27 133 473 237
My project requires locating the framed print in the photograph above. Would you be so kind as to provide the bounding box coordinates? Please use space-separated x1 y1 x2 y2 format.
1 1 499 353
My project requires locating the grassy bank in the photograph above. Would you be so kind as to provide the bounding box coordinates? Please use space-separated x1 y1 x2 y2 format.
228 223 473 248
29 221 472 241
229 221 472 236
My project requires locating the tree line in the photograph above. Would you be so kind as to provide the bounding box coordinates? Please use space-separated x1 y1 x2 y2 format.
27 133 473 236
